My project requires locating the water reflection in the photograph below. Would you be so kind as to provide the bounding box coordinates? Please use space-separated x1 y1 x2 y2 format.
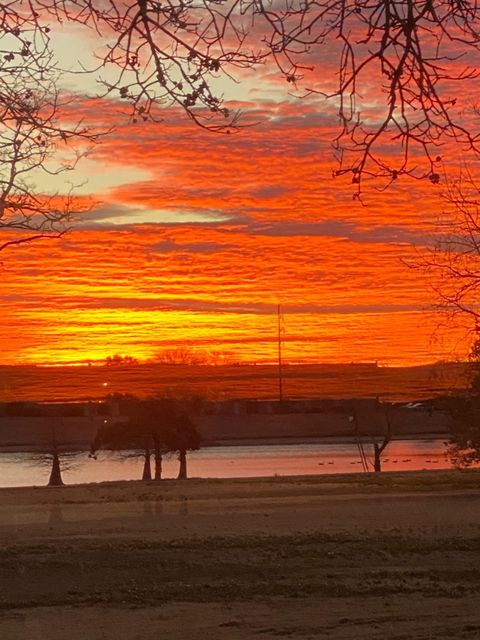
0 498 191 532
0 440 452 488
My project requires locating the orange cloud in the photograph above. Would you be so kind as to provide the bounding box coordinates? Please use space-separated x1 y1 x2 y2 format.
0 91 474 367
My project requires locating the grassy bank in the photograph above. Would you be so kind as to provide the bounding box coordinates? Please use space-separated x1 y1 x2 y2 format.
0 469 479 505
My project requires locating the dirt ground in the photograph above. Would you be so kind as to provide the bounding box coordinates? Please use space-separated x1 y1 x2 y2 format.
1 471 480 639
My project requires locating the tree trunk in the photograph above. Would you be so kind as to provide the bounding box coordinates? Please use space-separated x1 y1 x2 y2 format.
142 448 152 481
373 432 392 473
48 449 64 486
177 449 187 480
154 439 162 480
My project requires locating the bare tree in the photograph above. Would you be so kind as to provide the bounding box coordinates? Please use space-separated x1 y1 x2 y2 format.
45 1 480 191
0 4 100 248
2 402 81 486
166 411 201 479
2 0 480 211
90 418 157 481
0 85 97 250
351 399 393 472
104 354 139 366
416 171 480 340
443 393 480 468
30 426 80 486
154 348 234 365
303 1 480 193
415 177 480 464
91 398 179 480
372 404 393 472
91 398 201 480
432 342 480 468
154 348 207 366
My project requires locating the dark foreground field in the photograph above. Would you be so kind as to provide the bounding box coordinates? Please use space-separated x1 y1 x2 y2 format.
1 471 480 639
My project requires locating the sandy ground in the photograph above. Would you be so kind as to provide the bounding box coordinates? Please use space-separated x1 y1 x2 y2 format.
1 471 480 639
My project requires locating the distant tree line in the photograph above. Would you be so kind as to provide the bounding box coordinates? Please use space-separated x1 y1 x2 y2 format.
102 349 236 366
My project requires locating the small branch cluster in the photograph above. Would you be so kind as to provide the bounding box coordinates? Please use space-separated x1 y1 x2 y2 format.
38 0 263 131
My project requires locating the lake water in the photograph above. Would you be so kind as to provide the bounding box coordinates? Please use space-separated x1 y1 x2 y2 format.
0 438 452 487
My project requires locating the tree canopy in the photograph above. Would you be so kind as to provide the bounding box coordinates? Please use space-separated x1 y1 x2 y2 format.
91 397 201 479
92 398 179 452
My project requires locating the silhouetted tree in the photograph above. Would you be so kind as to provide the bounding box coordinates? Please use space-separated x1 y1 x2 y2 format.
443 339 480 467
91 398 201 480
130 399 179 480
154 348 209 366
0 6 100 249
47 442 64 486
33 442 78 487
372 406 393 473
142 447 152 481
104 355 139 366
417 173 480 328
351 399 393 473
154 348 234 366
445 396 480 468
90 418 158 481
166 412 201 480
22 416 78 486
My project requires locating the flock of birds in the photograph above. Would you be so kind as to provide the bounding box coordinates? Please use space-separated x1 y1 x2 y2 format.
316 458 442 466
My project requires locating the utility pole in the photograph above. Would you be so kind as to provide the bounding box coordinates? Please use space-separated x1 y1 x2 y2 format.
277 304 283 402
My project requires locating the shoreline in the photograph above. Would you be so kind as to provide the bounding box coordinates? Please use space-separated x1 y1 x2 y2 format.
0 431 449 454
0 468 478 502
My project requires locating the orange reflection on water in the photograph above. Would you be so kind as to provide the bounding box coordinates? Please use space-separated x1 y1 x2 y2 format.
0 440 457 488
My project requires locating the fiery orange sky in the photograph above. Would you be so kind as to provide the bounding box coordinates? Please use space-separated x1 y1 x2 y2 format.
1 28 476 366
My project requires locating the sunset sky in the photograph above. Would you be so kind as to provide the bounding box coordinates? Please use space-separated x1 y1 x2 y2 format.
1 18 477 367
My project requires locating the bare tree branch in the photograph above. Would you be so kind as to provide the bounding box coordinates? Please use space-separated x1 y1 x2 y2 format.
3 0 480 243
